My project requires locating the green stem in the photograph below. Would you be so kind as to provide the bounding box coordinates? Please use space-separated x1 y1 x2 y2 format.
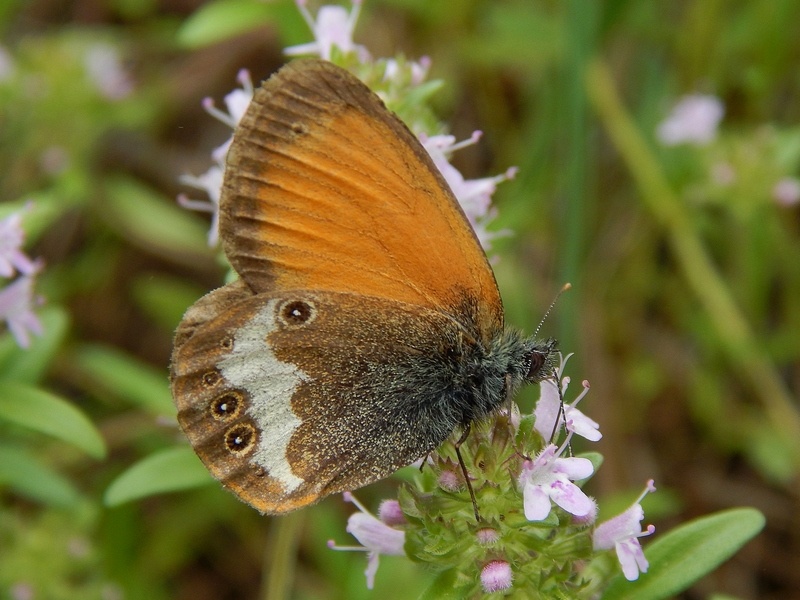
584 58 800 457
260 512 303 600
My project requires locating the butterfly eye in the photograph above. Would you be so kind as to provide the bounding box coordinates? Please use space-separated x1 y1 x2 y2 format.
224 423 257 456
526 351 547 381
209 391 244 422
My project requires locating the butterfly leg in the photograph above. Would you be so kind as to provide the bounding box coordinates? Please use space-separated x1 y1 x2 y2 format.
454 424 481 523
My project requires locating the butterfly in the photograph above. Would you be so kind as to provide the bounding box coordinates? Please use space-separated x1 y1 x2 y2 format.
170 58 557 514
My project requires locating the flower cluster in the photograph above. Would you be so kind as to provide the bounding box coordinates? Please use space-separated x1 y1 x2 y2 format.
656 93 800 211
0 206 43 348
330 353 656 595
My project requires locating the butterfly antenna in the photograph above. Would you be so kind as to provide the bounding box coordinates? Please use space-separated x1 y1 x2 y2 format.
537 283 571 447
533 282 572 338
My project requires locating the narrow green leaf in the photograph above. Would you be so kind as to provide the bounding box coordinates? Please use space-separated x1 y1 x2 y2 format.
130 273 206 332
0 306 70 384
102 174 212 267
600 507 765 600
104 446 214 506
0 445 81 506
177 0 277 48
0 381 106 458
71 344 174 416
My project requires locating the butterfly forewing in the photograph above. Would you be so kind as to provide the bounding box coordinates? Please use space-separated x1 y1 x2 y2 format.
220 59 503 341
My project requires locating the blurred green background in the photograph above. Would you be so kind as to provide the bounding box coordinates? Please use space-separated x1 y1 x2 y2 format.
1 0 798 598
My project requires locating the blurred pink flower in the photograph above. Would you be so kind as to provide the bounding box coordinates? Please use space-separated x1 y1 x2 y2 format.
0 44 14 82
0 272 43 349
84 42 134 100
0 209 37 277
419 131 514 251
179 70 253 246
383 56 431 86
657 94 724 146
772 177 800 207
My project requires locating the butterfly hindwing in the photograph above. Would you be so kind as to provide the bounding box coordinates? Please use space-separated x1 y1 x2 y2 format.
170 282 487 513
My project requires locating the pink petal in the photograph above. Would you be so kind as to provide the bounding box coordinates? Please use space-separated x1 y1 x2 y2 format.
346 513 405 555
523 484 552 521
616 538 648 580
364 551 379 590
554 456 594 480
549 480 593 517
534 379 563 439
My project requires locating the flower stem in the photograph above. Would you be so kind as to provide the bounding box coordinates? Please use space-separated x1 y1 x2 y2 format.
584 58 800 460
261 512 303 600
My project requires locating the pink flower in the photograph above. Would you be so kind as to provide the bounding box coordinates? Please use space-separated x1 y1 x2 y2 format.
383 56 431 86
657 94 724 146
0 208 37 277
201 69 253 132
772 177 800 207
285 1 369 61
0 44 14 82
534 353 601 442
476 527 500 546
377 499 407 526
179 70 253 246
518 442 595 521
0 272 43 349
419 132 514 251
83 42 134 100
328 492 405 589
178 166 224 246
593 480 657 581
480 559 513 593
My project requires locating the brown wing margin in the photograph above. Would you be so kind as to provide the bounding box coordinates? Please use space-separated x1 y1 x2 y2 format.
219 58 503 339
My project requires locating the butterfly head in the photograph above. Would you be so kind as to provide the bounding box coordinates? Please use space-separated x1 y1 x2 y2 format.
524 337 559 384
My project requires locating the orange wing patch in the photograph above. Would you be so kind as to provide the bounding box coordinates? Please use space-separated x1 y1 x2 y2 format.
221 59 503 338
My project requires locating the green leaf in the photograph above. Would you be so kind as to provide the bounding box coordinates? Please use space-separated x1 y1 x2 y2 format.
0 381 106 458
417 569 464 600
104 446 214 506
177 0 282 48
0 444 81 506
600 507 765 600
130 273 206 333
102 174 213 267
71 344 174 416
576 451 603 485
0 306 70 384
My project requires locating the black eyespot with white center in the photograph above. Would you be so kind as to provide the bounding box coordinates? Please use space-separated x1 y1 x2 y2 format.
224 423 257 456
209 391 243 422
277 298 317 327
